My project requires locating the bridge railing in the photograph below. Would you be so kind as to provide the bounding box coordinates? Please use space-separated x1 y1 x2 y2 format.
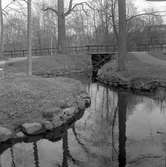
65 45 118 54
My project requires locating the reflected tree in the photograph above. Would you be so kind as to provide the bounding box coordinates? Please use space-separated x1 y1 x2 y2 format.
10 146 16 167
101 87 106 118
62 131 68 167
111 106 118 160
72 124 90 155
62 130 79 167
117 92 127 167
33 142 40 167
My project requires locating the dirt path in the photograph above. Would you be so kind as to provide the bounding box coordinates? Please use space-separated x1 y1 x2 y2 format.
132 52 166 66
0 56 40 66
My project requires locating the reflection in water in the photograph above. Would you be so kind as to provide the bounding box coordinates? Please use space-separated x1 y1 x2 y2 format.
62 132 68 167
10 146 16 167
118 92 127 167
1 84 166 167
33 142 40 167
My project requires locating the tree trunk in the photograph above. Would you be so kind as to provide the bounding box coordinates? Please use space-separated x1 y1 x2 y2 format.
27 0 32 76
118 0 127 71
111 0 119 43
50 35 53 56
0 0 4 59
58 0 66 53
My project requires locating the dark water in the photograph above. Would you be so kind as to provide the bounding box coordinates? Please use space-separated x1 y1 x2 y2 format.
1 83 166 167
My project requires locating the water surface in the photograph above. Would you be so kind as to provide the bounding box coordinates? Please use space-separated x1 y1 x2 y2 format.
1 83 166 167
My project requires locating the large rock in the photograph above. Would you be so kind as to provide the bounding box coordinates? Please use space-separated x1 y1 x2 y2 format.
42 121 54 130
62 107 76 119
42 107 62 121
22 123 43 135
0 127 12 142
76 94 91 110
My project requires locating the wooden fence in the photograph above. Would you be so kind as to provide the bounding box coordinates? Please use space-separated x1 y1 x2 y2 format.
3 43 166 58
3 48 57 58
3 45 118 58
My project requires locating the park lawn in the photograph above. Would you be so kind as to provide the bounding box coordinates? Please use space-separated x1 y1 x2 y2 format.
98 52 166 83
150 50 166 61
0 75 86 129
0 53 91 131
4 53 92 76
124 53 166 80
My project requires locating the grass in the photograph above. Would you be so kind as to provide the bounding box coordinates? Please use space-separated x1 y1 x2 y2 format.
98 52 166 82
4 53 92 76
125 53 166 80
149 50 166 61
0 53 91 130
0 75 85 129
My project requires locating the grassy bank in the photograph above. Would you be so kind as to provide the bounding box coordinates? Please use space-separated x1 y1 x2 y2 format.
150 50 166 61
0 52 93 142
0 75 87 129
4 53 92 78
98 52 166 91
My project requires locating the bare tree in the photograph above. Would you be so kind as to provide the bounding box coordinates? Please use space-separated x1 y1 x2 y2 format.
43 0 89 53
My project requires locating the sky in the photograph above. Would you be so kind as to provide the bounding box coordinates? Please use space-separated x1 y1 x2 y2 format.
3 0 166 12
135 0 166 11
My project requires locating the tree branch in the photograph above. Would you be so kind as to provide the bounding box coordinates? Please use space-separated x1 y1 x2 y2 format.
7 6 27 17
68 0 73 12
19 0 28 3
13 0 28 3
127 11 166 22
42 7 58 16
3 1 15 10
64 2 94 16
2 9 9 16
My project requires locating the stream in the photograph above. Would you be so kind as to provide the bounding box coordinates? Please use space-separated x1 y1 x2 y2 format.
1 82 166 167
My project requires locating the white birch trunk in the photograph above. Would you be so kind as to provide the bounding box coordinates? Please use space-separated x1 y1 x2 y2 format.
0 0 4 59
27 0 32 76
